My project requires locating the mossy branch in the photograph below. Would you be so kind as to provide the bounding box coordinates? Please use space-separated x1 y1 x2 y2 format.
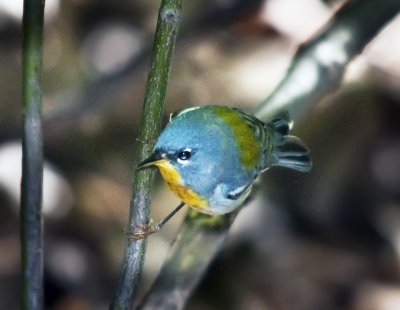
138 1 400 309
110 1 182 309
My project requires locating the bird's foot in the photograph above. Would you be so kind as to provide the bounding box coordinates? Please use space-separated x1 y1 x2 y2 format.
125 220 160 240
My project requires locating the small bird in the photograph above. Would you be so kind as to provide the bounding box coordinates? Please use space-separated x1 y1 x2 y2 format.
136 105 311 236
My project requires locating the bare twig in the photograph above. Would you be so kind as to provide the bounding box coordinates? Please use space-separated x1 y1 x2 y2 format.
20 0 45 309
110 1 182 309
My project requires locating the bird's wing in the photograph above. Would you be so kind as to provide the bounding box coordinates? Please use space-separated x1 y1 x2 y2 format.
231 108 272 170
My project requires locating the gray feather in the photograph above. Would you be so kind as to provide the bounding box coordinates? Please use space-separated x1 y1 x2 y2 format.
264 114 312 172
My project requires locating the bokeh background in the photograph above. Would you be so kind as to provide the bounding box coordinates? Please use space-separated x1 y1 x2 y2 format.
1 0 400 309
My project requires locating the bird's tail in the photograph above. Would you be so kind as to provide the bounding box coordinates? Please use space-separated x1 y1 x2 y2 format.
267 112 312 172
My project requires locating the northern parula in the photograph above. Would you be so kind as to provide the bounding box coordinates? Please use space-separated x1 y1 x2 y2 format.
138 105 311 217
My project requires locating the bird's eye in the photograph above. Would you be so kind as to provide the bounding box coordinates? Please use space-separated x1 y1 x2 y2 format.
177 149 191 161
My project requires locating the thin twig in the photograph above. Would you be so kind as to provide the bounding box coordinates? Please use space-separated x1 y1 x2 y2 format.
20 0 45 309
110 1 182 309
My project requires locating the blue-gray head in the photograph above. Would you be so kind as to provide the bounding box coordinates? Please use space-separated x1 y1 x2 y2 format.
162 108 232 191
138 107 241 196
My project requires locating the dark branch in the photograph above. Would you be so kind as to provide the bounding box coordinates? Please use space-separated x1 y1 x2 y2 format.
20 0 45 309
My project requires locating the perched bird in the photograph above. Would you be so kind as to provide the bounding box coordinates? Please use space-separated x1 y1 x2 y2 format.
138 105 311 225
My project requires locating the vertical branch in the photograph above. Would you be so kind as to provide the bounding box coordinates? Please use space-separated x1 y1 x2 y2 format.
21 0 45 309
110 1 182 309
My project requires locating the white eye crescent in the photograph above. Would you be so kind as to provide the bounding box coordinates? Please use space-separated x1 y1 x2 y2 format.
177 148 191 164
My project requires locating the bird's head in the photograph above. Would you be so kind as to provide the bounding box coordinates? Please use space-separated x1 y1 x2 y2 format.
138 107 231 193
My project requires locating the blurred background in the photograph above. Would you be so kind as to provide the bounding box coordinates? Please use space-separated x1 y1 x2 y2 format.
1 0 400 309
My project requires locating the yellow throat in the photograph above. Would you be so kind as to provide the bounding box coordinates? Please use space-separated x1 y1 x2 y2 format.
153 160 208 210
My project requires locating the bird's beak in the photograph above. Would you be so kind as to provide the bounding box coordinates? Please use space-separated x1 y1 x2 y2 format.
137 150 164 170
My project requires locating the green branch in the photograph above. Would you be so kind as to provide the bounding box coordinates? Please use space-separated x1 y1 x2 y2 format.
110 1 182 309
21 0 45 309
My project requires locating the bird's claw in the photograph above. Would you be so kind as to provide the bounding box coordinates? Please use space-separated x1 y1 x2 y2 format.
125 221 160 240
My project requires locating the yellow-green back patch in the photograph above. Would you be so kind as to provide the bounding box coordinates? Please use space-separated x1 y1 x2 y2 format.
212 106 260 169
